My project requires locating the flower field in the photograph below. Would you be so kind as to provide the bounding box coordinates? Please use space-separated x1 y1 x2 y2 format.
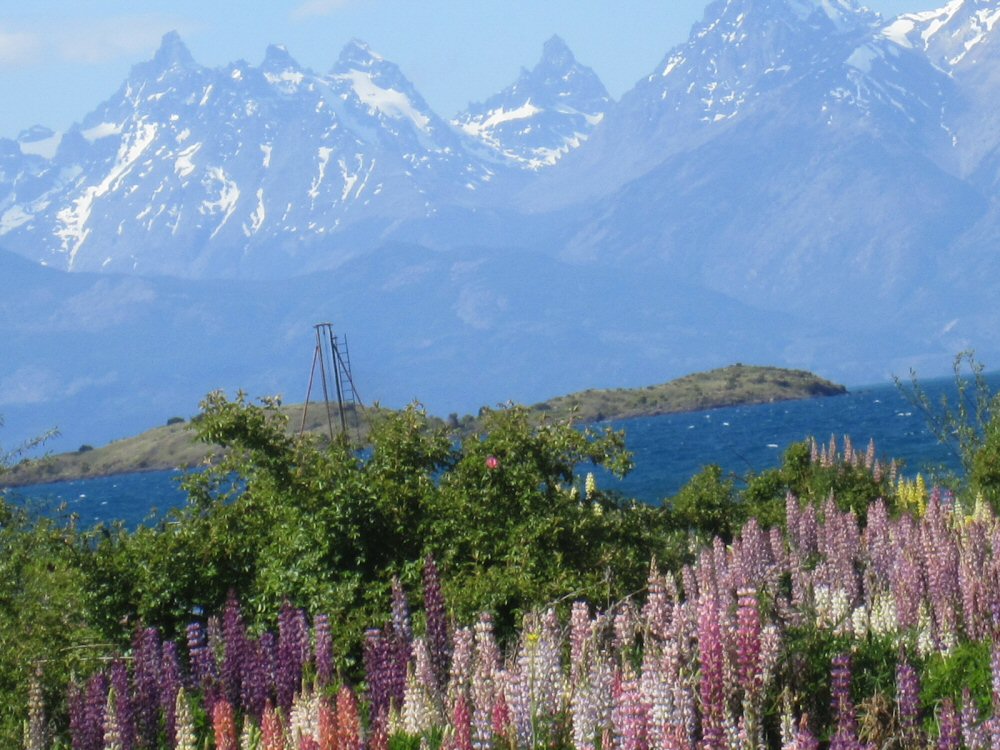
25 482 1000 750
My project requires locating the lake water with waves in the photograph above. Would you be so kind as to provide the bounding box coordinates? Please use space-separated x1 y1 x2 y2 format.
3 374 988 528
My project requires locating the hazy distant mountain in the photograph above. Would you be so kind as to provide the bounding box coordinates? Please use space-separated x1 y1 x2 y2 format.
3 0 1000 451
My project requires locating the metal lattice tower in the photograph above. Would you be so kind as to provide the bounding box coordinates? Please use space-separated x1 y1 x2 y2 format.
300 323 363 440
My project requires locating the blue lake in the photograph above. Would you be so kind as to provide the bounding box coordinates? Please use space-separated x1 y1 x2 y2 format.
2 374 983 528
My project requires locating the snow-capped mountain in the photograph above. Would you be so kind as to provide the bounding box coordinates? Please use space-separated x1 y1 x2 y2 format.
5 0 1000 452
0 33 502 277
453 35 610 169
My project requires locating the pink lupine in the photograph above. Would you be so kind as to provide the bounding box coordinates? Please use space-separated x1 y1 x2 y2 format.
261 700 286 750
336 687 362 750
697 592 726 750
571 601 592 683
471 614 501 750
318 697 336 750
642 559 672 644
213 698 238 750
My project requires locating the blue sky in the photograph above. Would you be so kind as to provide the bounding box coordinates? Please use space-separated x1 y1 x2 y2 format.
1 0 939 140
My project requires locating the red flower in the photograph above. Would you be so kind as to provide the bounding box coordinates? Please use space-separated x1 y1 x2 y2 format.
485 455 500 470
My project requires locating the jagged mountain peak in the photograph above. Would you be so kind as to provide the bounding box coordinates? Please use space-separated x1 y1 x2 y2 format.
151 30 196 71
540 34 574 67
261 43 302 72
335 38 386 71
454 36 609 169
882 0 1000 69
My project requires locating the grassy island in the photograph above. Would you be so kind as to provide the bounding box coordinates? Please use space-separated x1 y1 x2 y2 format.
1 364 844 486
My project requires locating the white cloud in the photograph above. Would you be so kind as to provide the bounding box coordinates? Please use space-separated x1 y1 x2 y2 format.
292 0 357 20
0 27 42 67
54 15 194 64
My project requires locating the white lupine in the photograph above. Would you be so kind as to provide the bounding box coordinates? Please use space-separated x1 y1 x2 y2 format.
289 687 320 748
814 585 851 633
869 592 899 638
916 604 936 658
850 604 869 639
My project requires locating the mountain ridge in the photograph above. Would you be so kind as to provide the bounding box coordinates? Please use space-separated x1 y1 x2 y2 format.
2 0 1000 455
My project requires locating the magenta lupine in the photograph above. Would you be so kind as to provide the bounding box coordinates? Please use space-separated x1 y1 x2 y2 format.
451 694 474 750
697 592 726 750
938 697 961 750
424 555 452 692
159 640 182 749
492 692 512 742
612 676 649 750
313 614 334 689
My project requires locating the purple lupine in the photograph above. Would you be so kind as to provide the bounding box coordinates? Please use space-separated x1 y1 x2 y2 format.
896 650 922 749
313 614 334 689
69 675 103 750
159 640 182 750
363 628 395 725
241 636 270 722
697 591 726 750
959 688 985 750
110 658 136 750
186 620 220 712
795 714 820 750
424 555 451 692
131 627 161 748
938 697 961 750
828 653 857 750
260 630 278 698
277 601 309 713
221 592 249 711
391 576 414 662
